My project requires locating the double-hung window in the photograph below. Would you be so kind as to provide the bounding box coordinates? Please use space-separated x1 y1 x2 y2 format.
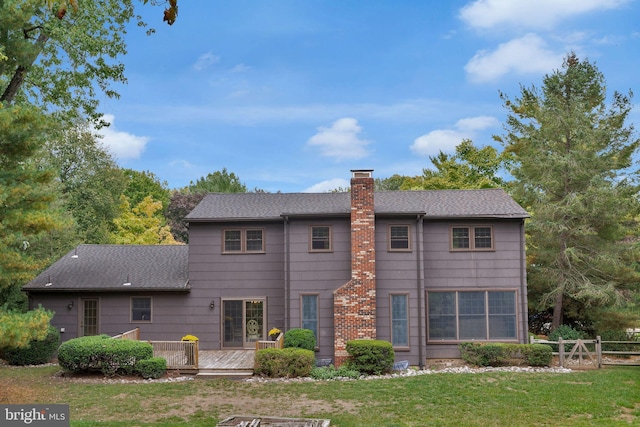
301 294 319 341
427 291 517 341
131 297 152 322
389 225 410 251
451 226 493 251
390 294 409 347
310 226 332 252
223 228 265 253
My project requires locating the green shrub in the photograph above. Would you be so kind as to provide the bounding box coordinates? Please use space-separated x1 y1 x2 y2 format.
58 335 153 376
135 357 167 379
310 365 361 380
344 339 394 375
548 325 584 352
599 330 640 352
1 326 60 365
459 342 508 366
254 347 315 378
460 342 553 367
283 328 316 351
522 344 553 366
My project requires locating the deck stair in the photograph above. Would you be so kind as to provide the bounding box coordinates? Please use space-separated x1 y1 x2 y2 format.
195 350 255 379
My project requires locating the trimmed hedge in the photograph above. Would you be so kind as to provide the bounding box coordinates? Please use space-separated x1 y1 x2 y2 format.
58 335 153 376
1 326 60 365
135 357 167 379
459 342 553 367
283 328 316 351
345 339 394 375
254 347 315 378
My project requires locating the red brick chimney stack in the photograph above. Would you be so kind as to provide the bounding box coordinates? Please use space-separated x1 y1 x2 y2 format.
333 169 376 366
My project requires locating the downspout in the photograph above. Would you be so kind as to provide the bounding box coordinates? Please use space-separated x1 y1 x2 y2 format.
284 216 290 331
416 214 425 369
520 219 529 342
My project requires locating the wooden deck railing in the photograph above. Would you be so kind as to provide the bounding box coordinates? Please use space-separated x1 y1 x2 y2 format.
255 333 283 350
112 328 140 340
151 340 199 369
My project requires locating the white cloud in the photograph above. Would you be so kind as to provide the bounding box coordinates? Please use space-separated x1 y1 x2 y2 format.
465 34 562 83
455 116 499 131
170 159 196 169
303 178 350 193
460 0 630 31
410 115 499 157
95 114 149 160
410 129 466 157
307 118 371 161
193 52 220 71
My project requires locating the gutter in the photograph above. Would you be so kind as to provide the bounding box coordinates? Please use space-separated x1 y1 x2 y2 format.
416 214 425 369
283 215 290 331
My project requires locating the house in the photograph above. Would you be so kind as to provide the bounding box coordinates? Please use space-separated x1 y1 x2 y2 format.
23 170 530 366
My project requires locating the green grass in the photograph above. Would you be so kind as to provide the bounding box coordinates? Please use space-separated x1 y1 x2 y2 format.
1 366 639 426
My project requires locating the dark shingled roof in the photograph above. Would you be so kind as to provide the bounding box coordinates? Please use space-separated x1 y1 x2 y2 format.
23 244 189 292
186 188 529 221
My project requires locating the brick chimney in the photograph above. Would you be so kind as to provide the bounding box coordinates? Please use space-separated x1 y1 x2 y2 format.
333 169 376 366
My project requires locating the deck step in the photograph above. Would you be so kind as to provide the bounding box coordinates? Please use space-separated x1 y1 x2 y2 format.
196 370 254 380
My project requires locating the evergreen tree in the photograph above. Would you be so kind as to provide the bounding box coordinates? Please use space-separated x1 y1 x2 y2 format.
496 53 640 329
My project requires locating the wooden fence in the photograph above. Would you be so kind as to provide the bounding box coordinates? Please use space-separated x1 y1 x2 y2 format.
255 333 283 350
112 329 199 370
531 336 640 368
111 328 140 340
151 340 199 370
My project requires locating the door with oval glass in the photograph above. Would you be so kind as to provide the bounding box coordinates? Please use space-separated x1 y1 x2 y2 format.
222 299 265 349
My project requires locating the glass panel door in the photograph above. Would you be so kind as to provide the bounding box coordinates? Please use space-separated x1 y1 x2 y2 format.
81 299 99 336
222 299 265 349
223 300 244 348
245 300 264 345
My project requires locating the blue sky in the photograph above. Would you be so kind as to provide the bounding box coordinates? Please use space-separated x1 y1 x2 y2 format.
96 0 640 193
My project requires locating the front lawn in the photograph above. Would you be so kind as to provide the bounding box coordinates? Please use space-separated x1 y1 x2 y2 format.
0 365 638 426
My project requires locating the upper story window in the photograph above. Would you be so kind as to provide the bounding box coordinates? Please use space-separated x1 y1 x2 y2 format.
389 224 410 251
310 225 332 252
223 228 265 253
131 297 152 322
451 226 494 251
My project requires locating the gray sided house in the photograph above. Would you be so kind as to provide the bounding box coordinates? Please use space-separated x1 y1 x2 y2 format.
24 170 530 365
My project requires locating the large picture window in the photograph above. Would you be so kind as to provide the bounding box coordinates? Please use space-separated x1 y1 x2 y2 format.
131 297 152 322
390 294 409 347
451 226 494 251
223 228 265 253
301 294 318 340
427 291 516 341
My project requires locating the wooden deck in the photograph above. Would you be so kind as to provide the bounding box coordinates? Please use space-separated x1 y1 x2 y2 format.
196 350 255 379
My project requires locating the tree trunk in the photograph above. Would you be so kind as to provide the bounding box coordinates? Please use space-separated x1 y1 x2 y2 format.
551 289 563 330
0 31 49 105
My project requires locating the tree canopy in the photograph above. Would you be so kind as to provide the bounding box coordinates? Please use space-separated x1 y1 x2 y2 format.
497 53 640 330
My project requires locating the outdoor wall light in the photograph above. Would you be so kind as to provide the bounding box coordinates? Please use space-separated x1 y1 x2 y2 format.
67 301 74 310
209 300 215 309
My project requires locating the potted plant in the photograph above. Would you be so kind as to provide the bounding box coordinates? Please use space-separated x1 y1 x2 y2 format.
181 334 199 365
268 327 282 341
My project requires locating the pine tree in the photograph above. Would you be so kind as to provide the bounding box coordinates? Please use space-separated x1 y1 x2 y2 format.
496 53 640 329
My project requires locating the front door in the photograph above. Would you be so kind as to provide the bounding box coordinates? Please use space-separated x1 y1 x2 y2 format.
222 299 265 349
80 298 99 336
